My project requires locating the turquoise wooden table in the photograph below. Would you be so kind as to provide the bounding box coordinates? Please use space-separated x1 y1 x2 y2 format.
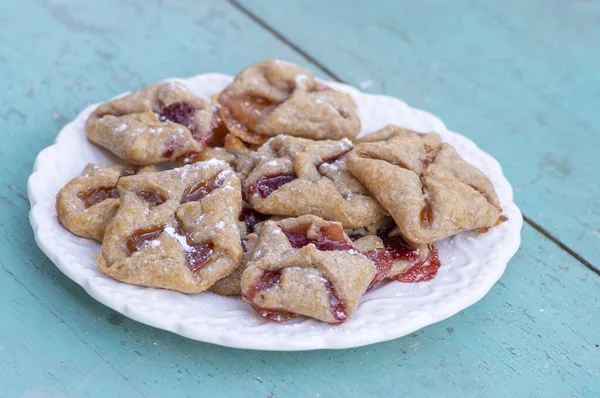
1 1 598 396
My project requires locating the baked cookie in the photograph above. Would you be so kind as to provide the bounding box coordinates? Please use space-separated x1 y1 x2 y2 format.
86 82 214 165
349 218 441 283
56 164 155 241
244 135 387 228
347 127 502 243
95 160 243 293
218 59 361 144
240 215 377 324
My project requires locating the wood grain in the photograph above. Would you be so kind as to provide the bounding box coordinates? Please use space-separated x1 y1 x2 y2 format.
234 0 600 268
0 0 598 396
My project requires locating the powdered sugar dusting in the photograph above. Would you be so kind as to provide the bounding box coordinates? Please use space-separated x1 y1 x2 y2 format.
164 226 193 251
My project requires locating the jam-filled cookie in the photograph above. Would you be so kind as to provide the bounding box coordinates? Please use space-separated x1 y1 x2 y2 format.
240 215 377 324
95 160 243 293
349 218 441 284
218 60 361 144
347 126 502 244
56 164 156 241
86 82 214 165
244 135 387 228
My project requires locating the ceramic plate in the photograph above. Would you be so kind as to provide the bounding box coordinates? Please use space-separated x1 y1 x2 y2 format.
28 73 522 351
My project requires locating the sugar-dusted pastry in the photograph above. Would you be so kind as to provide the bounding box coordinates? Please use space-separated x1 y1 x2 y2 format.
244 135 387 228
347 126 502 243
56 164 156 241
240 215 377 324
218 60 361 144
95 160 243 293
86 82 215 165
349 218 441 283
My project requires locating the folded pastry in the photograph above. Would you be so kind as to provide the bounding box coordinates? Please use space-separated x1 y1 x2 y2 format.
349 218 440 283
347 127 502 243
56 164 155 241
95 160 243 293
86 82 215 165
218 59 361 144
244 135 387 228
240 215 377 324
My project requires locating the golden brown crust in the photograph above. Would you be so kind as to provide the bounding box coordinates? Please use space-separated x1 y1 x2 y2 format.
95 161 243 293
240 215 376 323
347 126 501 243
86 82 213 165
218 60 360 143
244 135 387 228
56 164 155 241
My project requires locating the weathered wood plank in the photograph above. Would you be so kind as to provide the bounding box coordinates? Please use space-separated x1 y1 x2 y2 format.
0 0 598 397
234 0 600 267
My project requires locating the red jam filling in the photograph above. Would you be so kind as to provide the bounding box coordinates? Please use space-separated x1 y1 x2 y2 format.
376 227 441 283
126 226 163 253
324 279 348 323
281 225 354 252
162 139 182 159
244 269 298 322
181 178 221 203
247 174 296 198
364 248 393 290
245 269 282 301
392 246 441 283
136 190 166 206
377 227 420 263
239 206 269 233
160 102 197 134
185 242 214 273
78 186 118 208
317 148 351 173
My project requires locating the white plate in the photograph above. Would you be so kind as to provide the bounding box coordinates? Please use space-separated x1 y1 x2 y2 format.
28 73 522 351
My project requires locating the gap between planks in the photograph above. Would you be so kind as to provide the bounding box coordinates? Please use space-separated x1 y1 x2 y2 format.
226 0 599 276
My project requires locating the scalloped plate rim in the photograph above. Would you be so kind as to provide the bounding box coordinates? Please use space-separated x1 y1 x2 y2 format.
28 72 522 351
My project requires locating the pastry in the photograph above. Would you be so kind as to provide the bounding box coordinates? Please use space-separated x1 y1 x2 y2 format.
240 215 377 323
86 82 214 165
347 126 502 243
56 164 155 241
244 135 387 228
218 60 360 144
95 160 243 293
